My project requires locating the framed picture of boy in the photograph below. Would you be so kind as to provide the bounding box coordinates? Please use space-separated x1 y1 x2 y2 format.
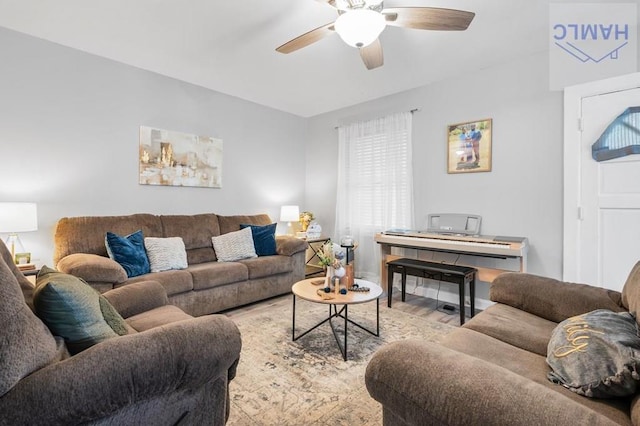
447 118 492 173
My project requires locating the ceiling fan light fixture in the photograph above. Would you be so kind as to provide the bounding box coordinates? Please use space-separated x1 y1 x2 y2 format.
334 9 386 48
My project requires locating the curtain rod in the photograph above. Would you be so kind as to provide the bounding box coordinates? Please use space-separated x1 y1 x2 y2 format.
334 108 420 130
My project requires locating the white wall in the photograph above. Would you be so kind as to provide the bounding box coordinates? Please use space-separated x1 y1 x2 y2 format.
0 25 566 303
306 51 563 304
0 27 307 266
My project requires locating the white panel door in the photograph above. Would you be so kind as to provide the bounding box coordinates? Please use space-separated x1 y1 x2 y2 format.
579 88 640 291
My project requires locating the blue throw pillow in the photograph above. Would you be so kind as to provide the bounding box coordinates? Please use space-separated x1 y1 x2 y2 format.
105 230 150 277
240 223 277 256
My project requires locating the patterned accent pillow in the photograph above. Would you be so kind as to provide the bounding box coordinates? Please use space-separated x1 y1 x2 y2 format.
212 227 257 262
547 309 640 398
144 237 188 273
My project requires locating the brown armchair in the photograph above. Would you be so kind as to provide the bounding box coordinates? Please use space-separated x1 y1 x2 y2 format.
0 240 242 425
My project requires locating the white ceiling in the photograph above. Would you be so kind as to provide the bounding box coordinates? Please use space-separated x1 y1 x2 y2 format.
0 0 609 117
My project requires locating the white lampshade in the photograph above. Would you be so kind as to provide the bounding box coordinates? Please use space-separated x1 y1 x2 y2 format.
280 205 300 222
334 9 386 48
0 203 38 233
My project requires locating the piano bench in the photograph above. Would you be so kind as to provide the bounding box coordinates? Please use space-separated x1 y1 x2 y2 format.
386 258 477 325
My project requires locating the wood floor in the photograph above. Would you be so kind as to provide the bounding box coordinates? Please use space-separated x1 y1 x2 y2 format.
224 291 465 327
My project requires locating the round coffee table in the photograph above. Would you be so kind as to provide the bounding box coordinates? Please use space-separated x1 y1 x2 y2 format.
291 277 382 361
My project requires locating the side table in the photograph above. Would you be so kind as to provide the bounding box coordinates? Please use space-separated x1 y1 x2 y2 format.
304 236 331 278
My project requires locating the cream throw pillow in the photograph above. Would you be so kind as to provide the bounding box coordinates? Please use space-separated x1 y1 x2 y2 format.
144 237 188 272
212 227 257 262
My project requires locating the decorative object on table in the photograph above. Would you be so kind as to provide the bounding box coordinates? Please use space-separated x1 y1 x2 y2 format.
280 205 300 236
306 221 322 239
339 237 358 287
139 126 223 188
299 211 314 232
0 202 38 263
447 118 492 174
316 241 347 292
340 235 353 246
316 289 335 300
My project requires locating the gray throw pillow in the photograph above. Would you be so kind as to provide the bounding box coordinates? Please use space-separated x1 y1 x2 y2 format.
212 227 257 262
547 309 640 398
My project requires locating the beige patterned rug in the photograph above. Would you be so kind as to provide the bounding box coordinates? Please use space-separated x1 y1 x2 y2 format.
226 295 455 425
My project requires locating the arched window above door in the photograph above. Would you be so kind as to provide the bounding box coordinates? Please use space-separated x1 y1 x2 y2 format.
592 106 640 161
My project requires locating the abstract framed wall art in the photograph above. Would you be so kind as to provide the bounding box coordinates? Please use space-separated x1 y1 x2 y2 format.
447 118 492 174
139 126 223 188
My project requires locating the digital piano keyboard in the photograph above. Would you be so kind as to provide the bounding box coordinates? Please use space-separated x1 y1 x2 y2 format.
375 231 528 259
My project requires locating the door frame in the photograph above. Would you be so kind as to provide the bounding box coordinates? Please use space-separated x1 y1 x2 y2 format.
563 72 640 282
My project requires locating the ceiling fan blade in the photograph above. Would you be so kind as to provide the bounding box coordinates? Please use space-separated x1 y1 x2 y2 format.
382 7 475 31
360 38 383 70
276 22 336 54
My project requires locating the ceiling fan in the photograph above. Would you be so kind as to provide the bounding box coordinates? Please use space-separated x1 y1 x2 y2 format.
276 0 475 70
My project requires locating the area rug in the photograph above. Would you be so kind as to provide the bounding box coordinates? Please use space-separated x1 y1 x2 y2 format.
226 296 455 425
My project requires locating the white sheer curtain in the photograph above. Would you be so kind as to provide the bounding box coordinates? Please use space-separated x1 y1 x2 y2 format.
335 111 414 283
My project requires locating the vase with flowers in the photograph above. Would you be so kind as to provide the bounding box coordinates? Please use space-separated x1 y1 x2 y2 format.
316 241 346 294
299 211 314 232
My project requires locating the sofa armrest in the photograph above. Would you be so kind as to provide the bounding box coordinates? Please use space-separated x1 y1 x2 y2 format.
276 236 307 256
490 272 624 323
102 280 169 319
0 315 242 425
57 253 127 286
366 340 620 426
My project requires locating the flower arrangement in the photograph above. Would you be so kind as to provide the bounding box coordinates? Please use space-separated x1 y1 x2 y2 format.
299 211 314 232
316 241 345 270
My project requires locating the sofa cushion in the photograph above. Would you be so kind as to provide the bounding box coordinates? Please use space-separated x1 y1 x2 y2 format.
240 223 277 256
125 305 193 332
463 303 557 356
126 269 194 296
53 213 163 264
159 214 219 263
105 230 150 278
438 328 632 425
547 309 640 398
188 262 248 290
144 237 188 272
491 272 624 323
0 251 63 398
238 255 294 279
217 214 271 235
212 227 257 262
34 266 129 354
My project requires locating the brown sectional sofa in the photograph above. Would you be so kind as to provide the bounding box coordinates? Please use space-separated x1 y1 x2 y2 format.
366 267 640 425
53 213 307 316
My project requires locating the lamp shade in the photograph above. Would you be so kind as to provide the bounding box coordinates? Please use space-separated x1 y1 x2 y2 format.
280 205 300 222
0 203 38 232
334 9 386 48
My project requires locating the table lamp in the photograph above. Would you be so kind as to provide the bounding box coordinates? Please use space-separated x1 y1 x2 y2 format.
279 205 299 236
0 202 38 263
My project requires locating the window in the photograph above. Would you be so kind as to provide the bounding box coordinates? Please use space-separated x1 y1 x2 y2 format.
336 111 414 282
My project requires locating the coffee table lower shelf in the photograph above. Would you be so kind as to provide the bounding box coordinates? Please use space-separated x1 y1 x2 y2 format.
292 297 379 361
291 278 382 361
